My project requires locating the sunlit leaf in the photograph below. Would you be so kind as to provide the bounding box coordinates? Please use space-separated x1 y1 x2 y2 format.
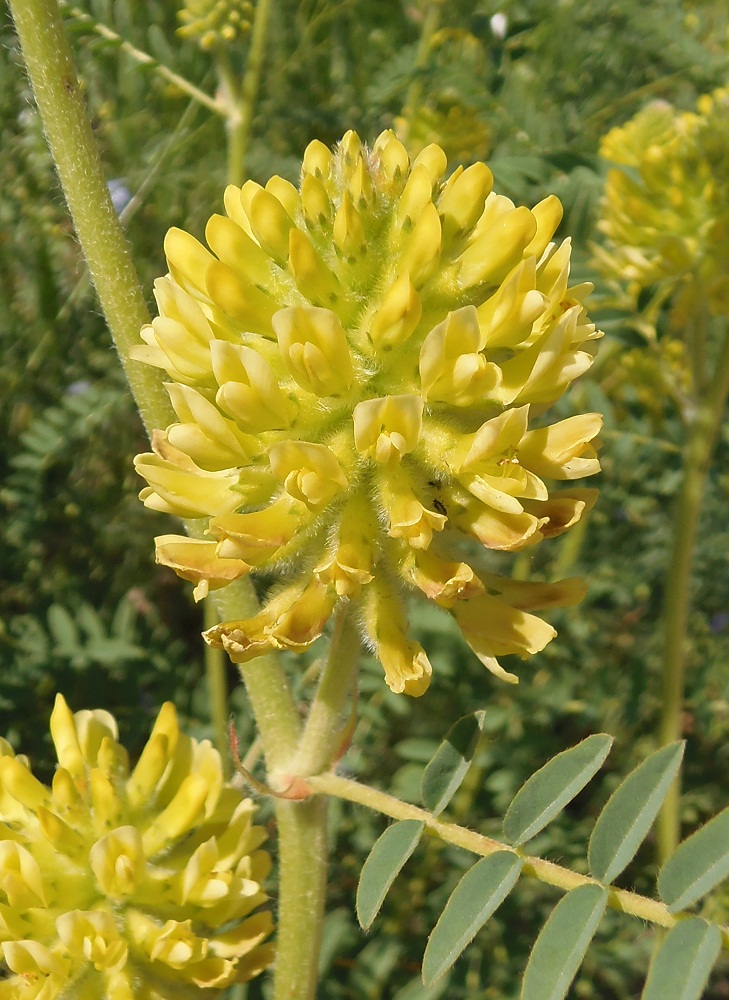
641 918 721 1000
356 820 424 930
589 741 685 883
423 851 522 986
421 711 486 816
504 734 613 846
521 884 608 1000
658 806 729 912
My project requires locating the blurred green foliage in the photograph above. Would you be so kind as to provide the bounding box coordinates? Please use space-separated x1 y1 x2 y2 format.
2 0 729 996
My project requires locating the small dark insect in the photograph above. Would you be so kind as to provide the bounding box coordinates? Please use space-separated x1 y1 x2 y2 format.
433 498 447 517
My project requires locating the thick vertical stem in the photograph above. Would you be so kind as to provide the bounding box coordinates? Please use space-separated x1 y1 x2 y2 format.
657 326 729 863
212 580 302 774
273 798 329 1000
8 0 172 437
269 603 360 1000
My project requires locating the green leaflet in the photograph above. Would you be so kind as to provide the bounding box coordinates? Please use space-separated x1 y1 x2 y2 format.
422 851 522 987
641 918 721 1000
504 734 613 846
421 711 486 816
521 884 608 1000
658 805 729 912
589 741 685 884
356 820 424 930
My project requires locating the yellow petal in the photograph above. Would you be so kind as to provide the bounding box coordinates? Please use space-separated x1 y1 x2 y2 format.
301 173 333 229
205 213 272 287
212 340 293 433
89 826 146 897
248 189 294 265
406 550 483 607
269 440 348 510
56 909 127 972
439 162 494 240
523 194 564 259
368 271 422 350
353 394 423 464
209 495 305 564
399 201 442 287
452 592 558 682
419 305 501 405
458 206 537 288
155 535 250 599
288 229 341 307
273 306 353 397
519 414 603 480
206 260 277 333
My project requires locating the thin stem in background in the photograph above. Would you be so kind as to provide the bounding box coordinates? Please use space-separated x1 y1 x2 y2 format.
657 323 729 864
218 0 274 187
399 0 443 144
61 3 223 115
203 598 232 778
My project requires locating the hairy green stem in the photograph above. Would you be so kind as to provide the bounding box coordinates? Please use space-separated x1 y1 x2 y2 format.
13 0 302 780
273 798 329 1000
211 579 302 775
292 603 360 777
309 772 729 947
9 0 172 437
268 604 360 1000
657 325 729 864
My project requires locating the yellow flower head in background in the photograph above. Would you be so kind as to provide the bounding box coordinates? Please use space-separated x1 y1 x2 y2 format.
0 696 273 998
594 87 729 329
178 0 254 50
133 130 602 695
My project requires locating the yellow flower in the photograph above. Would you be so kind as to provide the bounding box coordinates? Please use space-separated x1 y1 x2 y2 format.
595 88 729 330
177 0 254 51
133 130 602 693
0 696 273 998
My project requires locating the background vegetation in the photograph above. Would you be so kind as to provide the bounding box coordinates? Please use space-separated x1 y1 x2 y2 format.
2 0 729 995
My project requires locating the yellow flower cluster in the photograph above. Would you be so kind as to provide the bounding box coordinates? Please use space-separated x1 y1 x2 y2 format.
594 87 729 328
133 130 602 695
177 0 253 50
395 99 491 163
0 697 273 999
